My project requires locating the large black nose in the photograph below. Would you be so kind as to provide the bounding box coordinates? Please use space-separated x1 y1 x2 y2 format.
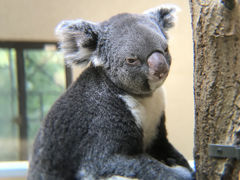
147 52 169 80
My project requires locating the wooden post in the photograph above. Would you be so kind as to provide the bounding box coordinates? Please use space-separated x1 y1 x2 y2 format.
16 48 28 160
189 0 240 179
65 65 73 88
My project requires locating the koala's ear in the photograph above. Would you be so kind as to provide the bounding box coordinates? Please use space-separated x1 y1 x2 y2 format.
144 4 179 31
55 20 99 66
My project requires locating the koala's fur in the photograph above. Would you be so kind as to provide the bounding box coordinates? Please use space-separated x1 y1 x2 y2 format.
28 5 193 180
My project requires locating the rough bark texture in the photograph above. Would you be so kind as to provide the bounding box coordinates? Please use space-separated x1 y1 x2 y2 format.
189 1 240 180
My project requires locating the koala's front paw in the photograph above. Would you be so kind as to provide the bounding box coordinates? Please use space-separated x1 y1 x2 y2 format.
172 166 193 180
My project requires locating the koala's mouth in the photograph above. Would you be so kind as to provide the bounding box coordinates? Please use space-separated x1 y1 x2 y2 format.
147 74 168 91
148 70 169 82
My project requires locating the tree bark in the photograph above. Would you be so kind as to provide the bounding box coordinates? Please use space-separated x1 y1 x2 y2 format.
189 0 240 179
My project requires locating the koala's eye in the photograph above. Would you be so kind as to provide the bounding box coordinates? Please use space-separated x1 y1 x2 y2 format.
125 58 141 66
164 47 169 53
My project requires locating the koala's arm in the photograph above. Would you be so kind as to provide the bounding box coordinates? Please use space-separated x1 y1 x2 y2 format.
77 145 192 180
146 112 192 171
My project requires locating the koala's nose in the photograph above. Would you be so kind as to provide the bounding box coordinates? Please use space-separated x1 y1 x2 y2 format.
147 52 169 80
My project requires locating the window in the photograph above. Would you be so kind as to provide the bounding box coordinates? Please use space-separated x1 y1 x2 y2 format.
0 42 72 161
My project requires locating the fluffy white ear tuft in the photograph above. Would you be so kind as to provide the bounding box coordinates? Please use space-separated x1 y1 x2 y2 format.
144 4 180 31
91 56 104 67
55 19 99 66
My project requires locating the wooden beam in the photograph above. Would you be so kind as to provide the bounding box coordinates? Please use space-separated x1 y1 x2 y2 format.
65 66 72 88
16 48 28 160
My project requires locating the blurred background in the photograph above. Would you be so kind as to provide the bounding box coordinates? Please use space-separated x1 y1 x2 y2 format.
0 0 194 179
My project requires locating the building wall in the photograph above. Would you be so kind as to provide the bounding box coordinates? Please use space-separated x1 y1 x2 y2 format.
0 0 194 160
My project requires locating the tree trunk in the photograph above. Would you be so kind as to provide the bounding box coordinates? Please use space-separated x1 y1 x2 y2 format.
189 0 240 179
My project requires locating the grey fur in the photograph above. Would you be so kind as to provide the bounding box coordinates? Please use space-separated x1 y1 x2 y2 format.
28 4 193 180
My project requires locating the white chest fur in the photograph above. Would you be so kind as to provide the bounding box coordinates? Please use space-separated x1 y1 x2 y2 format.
120 87 165 150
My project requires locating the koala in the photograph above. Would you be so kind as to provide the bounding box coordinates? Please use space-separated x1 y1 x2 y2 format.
28 5 193 180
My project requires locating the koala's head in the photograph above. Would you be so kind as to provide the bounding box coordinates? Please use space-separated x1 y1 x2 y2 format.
56 5 178 95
